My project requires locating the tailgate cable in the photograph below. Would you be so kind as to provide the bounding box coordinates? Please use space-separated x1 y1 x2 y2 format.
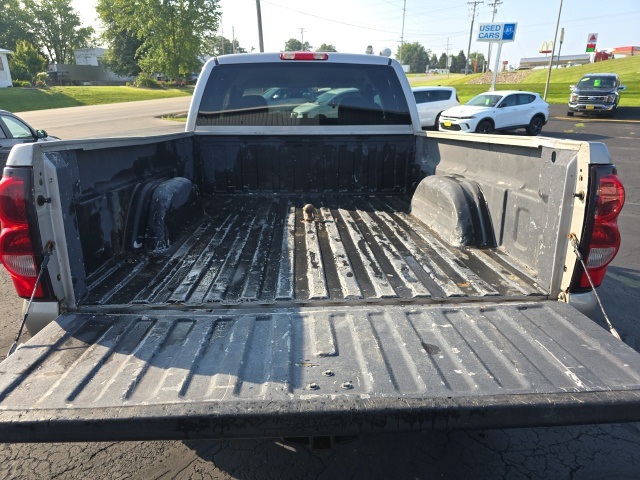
6 240 55 358
569 233 621 340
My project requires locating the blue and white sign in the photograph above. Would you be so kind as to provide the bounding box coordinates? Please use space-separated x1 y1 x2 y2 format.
477 22 518 42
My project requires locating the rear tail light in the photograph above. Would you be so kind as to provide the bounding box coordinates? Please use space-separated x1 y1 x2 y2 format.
280 52 329 61
573 172 625 289
0 172 45 298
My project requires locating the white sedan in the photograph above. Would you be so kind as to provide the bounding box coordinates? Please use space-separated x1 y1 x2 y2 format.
439 90 549 135
411 86 459 129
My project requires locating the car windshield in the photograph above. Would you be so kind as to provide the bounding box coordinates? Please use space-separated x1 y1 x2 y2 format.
197 62 411 126
315 90 347 105
466 94 503 107
577 76 617 88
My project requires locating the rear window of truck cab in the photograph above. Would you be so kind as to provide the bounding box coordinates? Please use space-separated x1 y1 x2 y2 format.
197 62 412 127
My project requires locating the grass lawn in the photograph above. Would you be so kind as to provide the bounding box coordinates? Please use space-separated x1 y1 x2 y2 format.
0 86 193 113
408 56 640 106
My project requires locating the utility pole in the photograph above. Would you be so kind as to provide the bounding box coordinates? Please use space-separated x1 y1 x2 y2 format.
299 28 307 50
232 26 236 54
399 0 407 64
466 1 483 75
485 0 502 72
256 0 264 52
544 0 563 100
445 37 452 77
555 27 565 69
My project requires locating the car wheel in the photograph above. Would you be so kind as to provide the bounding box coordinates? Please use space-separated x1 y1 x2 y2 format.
475 119 493 134
567 111 574 117
433 113 441 130
526 115 544 136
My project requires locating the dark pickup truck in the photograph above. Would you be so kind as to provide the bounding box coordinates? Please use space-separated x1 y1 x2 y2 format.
0 53 637 443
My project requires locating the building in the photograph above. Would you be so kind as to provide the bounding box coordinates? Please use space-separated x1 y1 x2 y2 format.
0 48 13 88
74 47 107 66
518 54 591 69
47 48 133 85
611 46 640 57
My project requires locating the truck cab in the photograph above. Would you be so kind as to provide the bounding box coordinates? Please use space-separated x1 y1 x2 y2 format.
567 73 626 117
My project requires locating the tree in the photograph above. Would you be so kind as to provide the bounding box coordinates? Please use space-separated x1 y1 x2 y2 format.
8 41 48 85
438 53 448 69
456 50 467 72
395 42 429 73
203 36 247 56
365 45 374 55
97 0 144 77
316 43 337 52
450 50 467 73
429 54 438 70
0 0 35 51
96 0 221 80
284 38 311 52
24 0 94 64
468 52 486 72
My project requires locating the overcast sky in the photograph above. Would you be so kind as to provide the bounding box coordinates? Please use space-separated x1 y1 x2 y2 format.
73 0 640 67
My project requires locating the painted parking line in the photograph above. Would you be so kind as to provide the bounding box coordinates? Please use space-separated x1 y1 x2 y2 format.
552 116 640 123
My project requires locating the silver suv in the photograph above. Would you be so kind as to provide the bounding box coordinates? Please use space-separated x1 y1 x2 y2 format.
567 73 626 117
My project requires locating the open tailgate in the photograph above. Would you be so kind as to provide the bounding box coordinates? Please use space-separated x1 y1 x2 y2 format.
2 301 640 442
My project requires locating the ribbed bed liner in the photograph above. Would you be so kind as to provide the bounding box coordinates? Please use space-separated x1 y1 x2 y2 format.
84 195 546 307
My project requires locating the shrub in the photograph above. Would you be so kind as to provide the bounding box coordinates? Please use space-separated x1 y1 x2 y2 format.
134 74 160 89
12 80 31 87
34 72 48 87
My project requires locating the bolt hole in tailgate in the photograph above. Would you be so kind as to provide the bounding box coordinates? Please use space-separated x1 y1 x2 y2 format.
2 301 640 442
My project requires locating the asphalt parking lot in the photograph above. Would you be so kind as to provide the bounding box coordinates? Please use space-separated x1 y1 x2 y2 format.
0 101 639 479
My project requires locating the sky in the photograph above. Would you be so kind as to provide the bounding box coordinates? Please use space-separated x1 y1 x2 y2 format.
72 0 640 68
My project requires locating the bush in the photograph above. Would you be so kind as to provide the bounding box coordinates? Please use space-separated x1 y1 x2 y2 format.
134 74 160 89
34 72 48 87
12 80 31 87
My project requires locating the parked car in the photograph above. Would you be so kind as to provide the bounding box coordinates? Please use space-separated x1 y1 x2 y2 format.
291 87 359 119
567 73 626 117
411 86 459 129
439 90 549 135
261 87 316 113
0 110 59 167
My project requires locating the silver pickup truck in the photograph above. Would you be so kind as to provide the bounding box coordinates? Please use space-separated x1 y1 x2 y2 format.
0 52 637 443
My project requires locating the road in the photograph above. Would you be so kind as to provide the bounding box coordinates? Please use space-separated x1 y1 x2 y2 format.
1 100 639 479
17 96 191 139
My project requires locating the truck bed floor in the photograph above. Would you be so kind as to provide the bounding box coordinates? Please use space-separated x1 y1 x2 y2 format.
84 195 546 307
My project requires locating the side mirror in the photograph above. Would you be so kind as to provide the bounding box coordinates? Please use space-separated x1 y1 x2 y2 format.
36 129 48 139
619 85 627 91
569 85 575 91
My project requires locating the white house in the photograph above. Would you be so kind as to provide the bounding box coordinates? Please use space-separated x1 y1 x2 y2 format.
0 48 13 88
74 47 107 66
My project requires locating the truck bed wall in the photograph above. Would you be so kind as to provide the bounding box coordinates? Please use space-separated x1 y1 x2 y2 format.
45 132 574 304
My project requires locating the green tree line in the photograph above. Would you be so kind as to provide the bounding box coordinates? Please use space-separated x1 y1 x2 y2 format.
396 42 486 74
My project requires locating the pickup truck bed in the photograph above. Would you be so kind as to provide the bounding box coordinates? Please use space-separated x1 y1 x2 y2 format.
2 301 640 442
85 194 545 307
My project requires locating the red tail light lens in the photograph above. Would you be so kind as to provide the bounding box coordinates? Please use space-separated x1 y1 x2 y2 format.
578 173 625 288
594 174 625 222
0 173 44 298
0 176 28 227
0 228 43 297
